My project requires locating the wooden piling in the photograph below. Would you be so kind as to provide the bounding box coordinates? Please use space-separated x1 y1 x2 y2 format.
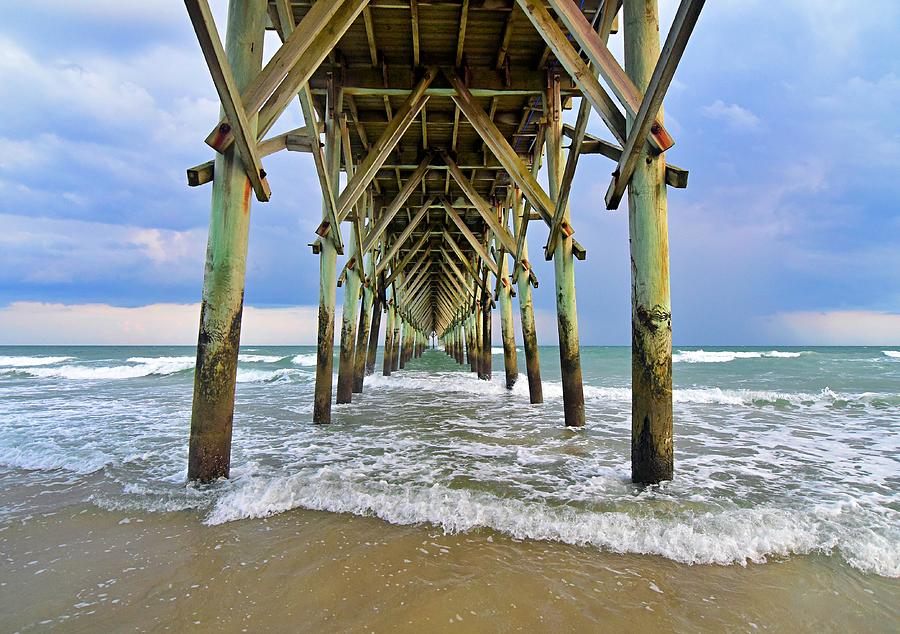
382 299 395 376
391 311 401 372
313 78 342 424
187 0 266 483
479 298 492 381
545 73 585 427
365 282 383 377
625 0 673 484
352 259 373 392
497 208 518 390
336 217 360 404
512 188 543 404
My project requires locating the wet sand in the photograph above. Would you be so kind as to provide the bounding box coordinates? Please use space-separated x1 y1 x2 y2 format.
2 503 897 632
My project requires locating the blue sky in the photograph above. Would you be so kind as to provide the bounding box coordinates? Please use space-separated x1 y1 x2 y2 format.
1 0 898 345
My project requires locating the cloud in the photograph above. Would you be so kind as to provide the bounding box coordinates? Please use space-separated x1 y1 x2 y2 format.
0 302 321 346
702 100 760 129
763 310 900 345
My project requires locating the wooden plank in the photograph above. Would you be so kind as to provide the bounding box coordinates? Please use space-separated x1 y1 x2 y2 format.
410 0 420 66
547 0 674 151
455 0 469 67
606 0 705 209
335 67 437 222
184 0 271 201
441 199 499 277
514 0 627 146
204 0 344 152
445 68 586 259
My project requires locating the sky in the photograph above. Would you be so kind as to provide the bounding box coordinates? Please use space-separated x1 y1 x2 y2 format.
1 0 899 345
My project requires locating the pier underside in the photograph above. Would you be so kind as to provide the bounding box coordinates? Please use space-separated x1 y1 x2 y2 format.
183 0 703 484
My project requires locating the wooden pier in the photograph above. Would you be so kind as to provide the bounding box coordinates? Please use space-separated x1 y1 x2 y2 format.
183 0 703 484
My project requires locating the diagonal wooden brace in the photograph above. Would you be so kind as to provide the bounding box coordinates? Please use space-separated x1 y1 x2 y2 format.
185 0 271 201
441 198 499 278
547 0 674 151
605 0 705 210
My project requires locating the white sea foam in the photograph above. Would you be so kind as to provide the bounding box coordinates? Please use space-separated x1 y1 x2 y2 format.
236 368 309 383
0 446 112 474
883 350 900 359
673 350 806 363
292 353 318 366
0 355 74 367
491 347 504 355
12 356 195 380
239 354 286 363
205 471 899 576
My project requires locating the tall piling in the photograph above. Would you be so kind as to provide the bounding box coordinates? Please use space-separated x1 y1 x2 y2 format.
498 212 518 390
382 299 395 376
352 264 373 392
512 189 543 404
187 0 266 482
625 0 673 484
545 73 585 427
312 78 342 424
336 218 361 404
479 299 492 381
392 314 402 371
366 284 383 376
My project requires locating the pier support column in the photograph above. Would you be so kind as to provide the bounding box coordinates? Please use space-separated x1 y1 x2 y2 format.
336 224 360 404
188 0 265 482
391 310 401 372
546 74 585 427
352 267 373 392
625 0 673 484
498 218 518 390
474 305 483 377
382 300 395 376
313 78 342 423
479 299 492 381
512 189 543 404
399 317 407 369
366 286 383 376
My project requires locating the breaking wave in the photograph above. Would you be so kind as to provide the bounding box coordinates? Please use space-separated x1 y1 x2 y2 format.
292 353 318 366
673 350 807 363
883 350 900 359
0 355 74 367
205 470 899 577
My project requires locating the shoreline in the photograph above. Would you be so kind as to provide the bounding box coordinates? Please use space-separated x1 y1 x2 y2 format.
2 502 897 632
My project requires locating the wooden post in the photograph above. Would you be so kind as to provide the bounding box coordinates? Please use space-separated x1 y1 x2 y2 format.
545 72 585 427
313 77 342 423
336 206 360 404
480 298 492 381
353 250 373 392
498 208 518 390
512 187 542 403
187 0 265 482
382 299 395 376
391 310 401 372
625 0 673 483
474 303 483 376
399 317 407 369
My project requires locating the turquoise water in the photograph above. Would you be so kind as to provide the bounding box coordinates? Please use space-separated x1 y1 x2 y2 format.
0 345 898 577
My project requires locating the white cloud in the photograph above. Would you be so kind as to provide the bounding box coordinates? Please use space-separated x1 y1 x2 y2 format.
702 100 760 129
763 310 900 345
0 302 322 345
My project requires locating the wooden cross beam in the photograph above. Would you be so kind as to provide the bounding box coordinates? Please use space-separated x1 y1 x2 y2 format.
374 200 432 276
444 68 586 260
335 68 437 223
440 151 519 258
514 0 628 147
360 158 432 253
184 0 271 201
441 229 481 285
563 125 689 188
385 236 432 288
511 126 544 284
440 199 499 277
204 0 345 153
605 0 706 209
547 0 674 151
256 0 370 142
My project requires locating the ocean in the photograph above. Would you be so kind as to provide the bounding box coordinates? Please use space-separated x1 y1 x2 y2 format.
1 345 898 630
